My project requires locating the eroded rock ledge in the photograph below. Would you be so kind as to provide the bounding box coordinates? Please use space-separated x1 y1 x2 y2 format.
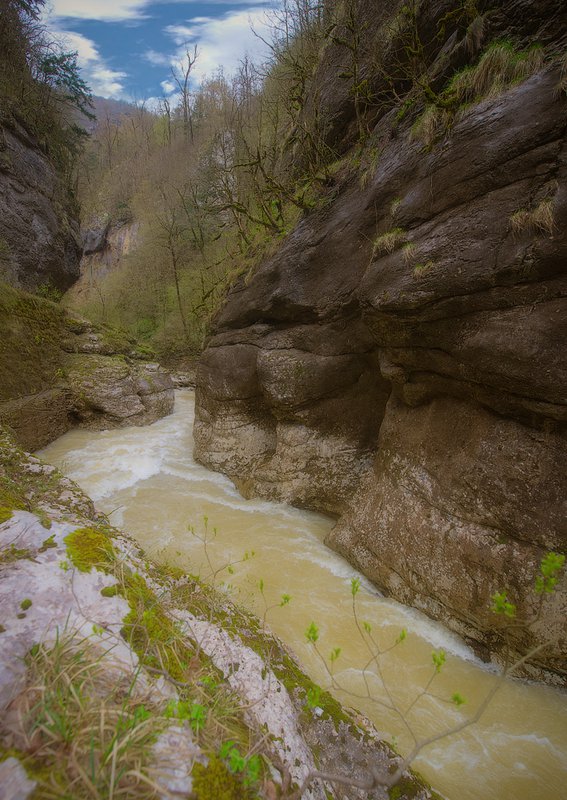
0 285 174 451
194 18 567 681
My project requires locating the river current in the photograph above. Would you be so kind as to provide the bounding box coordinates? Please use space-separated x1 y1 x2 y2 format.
39 389 567 800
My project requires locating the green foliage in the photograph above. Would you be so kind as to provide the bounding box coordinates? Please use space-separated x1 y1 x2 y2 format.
431 649 446 673
20 598 32 610
165 699 208 732
0 0 92 175
491 591 517 617
218 741 262 787
451 692 466 707
305 621 320 643
306 684 323 709
329 647 341 663
535 552 565 595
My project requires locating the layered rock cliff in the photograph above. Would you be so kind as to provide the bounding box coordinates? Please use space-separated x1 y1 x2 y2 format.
0 285 174 451
0 114 81 293
194 0 567 681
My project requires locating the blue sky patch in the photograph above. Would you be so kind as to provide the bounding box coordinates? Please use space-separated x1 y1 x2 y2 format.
46 1 275 102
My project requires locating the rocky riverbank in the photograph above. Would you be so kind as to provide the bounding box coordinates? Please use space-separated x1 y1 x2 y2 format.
0 430 435 800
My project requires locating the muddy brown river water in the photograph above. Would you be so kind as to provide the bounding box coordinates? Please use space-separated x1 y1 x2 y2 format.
39 390 567 800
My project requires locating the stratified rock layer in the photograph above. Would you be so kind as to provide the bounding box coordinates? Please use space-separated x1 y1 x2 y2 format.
195 27 567 679
0 286 174 450
0 116 81 292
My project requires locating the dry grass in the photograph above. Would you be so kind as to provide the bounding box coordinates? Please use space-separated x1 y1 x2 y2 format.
413 260 434 277
465 15 486 54
555 51 567 97
510 199 555 236
447 41 544 104
5 633 165 799
402 242 417 264
373 227 407 256
410 105 451 147
412 41 545 147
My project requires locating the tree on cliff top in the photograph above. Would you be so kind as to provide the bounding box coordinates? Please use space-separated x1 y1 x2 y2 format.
0 0 93 172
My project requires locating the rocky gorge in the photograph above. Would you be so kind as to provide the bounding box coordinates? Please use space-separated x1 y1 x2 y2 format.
1 0 566 796
194 0 567 682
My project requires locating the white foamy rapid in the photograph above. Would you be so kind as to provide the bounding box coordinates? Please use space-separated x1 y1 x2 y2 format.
39 390 567 800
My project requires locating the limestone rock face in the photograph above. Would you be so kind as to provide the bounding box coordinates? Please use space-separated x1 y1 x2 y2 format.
0 117 81 292
195 9 567 680
66 355 174 430
0 287 174 450
66 220 140 307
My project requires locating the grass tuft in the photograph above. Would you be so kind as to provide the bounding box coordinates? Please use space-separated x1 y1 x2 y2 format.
4 633 165 800
510 199 554 236
448 41 544 104
412 41 545 146
373 228 408 256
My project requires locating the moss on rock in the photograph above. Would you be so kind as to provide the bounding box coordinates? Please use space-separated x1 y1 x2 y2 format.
192 755 251 800
64 527 116 572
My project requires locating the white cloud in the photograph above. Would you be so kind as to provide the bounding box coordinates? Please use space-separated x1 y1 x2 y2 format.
51 29 127 98
165 9 273 85
50 0 149 22
143 49 171 67
160 79 176 95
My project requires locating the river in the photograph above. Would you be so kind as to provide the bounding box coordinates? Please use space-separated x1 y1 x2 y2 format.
39 390 567 800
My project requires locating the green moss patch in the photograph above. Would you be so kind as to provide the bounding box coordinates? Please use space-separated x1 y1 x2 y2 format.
192 755 252 800
64 527 116 572
121 572 195 682
0 283 66 403
0 506 13 524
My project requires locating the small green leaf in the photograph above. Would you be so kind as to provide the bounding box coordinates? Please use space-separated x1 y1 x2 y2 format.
351 577 361 597
451 692 466 707
330 647 341 662
280 593 291 606
535 552 565 594
305 621 319 643
491 591 517 617
432 649 446 672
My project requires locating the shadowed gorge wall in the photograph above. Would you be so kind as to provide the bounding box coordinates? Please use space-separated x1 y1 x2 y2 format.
194 0 567 681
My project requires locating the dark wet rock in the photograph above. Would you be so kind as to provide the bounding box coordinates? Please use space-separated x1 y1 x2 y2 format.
0 116 81 292
195 8 567 682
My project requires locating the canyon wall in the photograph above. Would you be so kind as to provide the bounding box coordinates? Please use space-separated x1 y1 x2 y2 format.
0 114 81 293
194 0 567 681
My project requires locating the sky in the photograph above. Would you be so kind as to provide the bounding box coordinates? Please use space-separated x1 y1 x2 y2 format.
44 0 277 105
